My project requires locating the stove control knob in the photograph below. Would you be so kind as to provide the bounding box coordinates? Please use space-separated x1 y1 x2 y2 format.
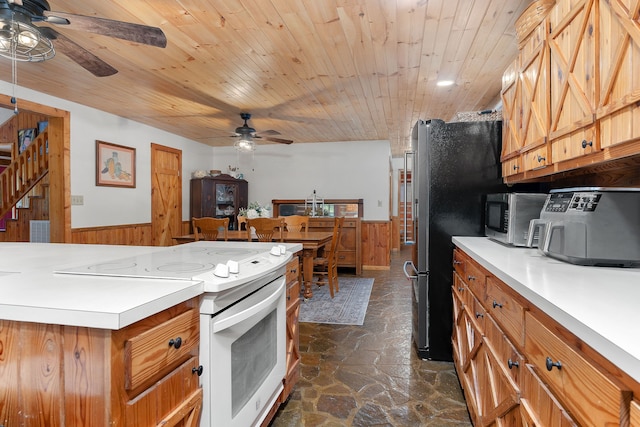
227 260 239 274
213 263 230 278
270 246 282 256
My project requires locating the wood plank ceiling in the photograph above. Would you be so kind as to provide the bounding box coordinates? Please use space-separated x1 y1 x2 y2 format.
0 0 532 157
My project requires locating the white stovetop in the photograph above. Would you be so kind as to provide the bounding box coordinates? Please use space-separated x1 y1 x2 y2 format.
0 241 301 330
453 236 640 383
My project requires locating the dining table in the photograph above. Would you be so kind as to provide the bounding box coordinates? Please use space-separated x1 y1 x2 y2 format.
173 230 333 298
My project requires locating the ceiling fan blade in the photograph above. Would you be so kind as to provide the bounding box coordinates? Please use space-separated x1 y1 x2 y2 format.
39 27 118 77
264 136 293 145
259 129 281 136
42 11 167 48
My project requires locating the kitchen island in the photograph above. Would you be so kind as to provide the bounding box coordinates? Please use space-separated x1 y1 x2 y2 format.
452 236 640 425
0 242 203 328
0 241 301 427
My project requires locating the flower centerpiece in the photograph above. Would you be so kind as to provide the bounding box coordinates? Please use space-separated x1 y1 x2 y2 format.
238 201 271 219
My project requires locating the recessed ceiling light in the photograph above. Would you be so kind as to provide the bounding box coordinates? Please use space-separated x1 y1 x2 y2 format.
437 80 455 87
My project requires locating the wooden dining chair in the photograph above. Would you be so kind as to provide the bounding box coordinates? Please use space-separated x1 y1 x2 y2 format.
192 217 229 241
282 215 308 232
246 217 285 242
311 216 345 298
237 215 248 231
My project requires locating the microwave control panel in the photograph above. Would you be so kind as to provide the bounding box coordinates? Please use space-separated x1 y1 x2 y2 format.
544 192 602 213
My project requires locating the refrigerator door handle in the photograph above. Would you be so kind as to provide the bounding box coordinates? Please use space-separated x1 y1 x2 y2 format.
403 260 418 280
403 151 415 244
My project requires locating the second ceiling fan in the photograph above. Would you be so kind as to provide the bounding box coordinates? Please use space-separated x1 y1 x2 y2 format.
232 113 293 151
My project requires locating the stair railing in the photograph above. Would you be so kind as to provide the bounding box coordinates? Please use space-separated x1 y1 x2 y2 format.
0 132 49 219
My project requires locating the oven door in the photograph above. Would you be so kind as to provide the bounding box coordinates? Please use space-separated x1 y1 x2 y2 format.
200 276 286 427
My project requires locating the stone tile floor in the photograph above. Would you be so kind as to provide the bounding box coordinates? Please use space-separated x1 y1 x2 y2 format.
270 246 472 426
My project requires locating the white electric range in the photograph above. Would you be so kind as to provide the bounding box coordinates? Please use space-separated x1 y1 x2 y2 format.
57 240 302 427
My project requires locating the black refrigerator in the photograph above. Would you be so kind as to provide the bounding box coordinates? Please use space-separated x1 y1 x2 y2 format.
402 118 508 361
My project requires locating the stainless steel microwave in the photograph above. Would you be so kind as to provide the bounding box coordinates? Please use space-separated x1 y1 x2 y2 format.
485 193 547 246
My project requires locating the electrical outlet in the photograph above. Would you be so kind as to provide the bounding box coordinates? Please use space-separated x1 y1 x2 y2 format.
71 195 84 206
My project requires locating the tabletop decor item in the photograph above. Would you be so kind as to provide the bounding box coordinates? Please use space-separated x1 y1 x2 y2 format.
238 201 270 219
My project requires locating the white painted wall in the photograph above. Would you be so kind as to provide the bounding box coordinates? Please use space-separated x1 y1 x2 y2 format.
0 82 213 228
211 140 391 220
1 82 393 225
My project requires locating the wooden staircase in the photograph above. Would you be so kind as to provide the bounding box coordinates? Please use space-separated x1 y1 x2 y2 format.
0 131 49 242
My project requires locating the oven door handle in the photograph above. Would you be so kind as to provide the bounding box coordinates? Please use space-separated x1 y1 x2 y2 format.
212 279 285 333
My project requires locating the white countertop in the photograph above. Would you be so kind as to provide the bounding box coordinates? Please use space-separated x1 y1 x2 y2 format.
453 236 640 383
0 242 301 330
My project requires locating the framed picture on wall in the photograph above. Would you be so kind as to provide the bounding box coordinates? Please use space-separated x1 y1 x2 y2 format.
18 128 36 153
96 140 136 188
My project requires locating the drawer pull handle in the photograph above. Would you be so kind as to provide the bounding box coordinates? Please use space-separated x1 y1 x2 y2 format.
513 164 520 170
581 140 593 149
458 287 464 292
192 365 204 376
508 359 519 369
453 260 463 265
467 275 476 281
475 312 483 319
537 155 546 163
492 300 503 309
545 357 562 371
168 337 182 349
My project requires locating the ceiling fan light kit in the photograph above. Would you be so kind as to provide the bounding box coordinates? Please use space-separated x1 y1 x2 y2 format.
234 135 255 152
0 2 54 61
0 0 166 76
230 112 293 150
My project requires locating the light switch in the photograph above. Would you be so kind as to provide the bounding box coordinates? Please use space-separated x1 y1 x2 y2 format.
71 195 84 205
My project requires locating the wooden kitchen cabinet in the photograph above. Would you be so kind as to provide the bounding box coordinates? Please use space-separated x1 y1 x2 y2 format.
501 19 550 178
501 0 640 183
0 298 202 427
190 174 248 230
453 246 636 427
452 249 520 425
597 0 640 150
525 311 631 426
548 0 598 159
281 255 301 402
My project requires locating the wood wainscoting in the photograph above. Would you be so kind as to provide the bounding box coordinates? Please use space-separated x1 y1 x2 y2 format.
361 220 391 270
71 221 191 246
71 221 393 271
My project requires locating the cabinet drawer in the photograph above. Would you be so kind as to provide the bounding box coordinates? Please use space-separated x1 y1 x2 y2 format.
484 313 523 387
125 356 202 427
336 250 355 266
452 248 466 277
464 260 486 301
502 156 523 177
522 145 550 171
485 277 526 347
520 363 578 426
125 308 199 391
525 311 631 426
286 256 299 284
286 278 301 309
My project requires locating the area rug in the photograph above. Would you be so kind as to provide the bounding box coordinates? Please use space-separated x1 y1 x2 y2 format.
299 277 374 326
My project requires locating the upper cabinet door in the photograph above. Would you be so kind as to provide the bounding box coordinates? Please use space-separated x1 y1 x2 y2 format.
520 21 551 151
549 0 598 161
598 0 640 149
